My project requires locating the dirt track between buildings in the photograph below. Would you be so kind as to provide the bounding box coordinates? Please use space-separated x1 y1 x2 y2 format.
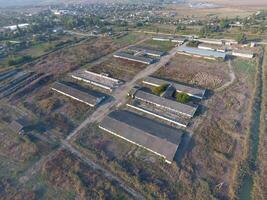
18 39 179 200
66 47 178 141
215 59 236 92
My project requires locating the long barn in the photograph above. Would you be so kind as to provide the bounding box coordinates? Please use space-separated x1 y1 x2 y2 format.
143 76 206 100
99 110 184 164
51 82 105 107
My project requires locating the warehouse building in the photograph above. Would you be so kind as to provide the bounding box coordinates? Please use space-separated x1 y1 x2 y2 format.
113 52 154 64
126 103 188 128
198 44 227 53
71 70 122 92
128 46 165 57
143 76 206 100
152 36 186 44
232 50 254 59
9 120 27 135
51 82 105 107
133 90 198 118
0 69 18 82
223 39 238 46
99 110 184 164
177 46 226 60
171 37 187 44
152 37 172 42
197 38 223 45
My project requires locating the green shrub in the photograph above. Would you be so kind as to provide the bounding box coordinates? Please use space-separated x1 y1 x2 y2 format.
8 55 32 66
152 84 169 95
176 92 191 103
187 41 199 47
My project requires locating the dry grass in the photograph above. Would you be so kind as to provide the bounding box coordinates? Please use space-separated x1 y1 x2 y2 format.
155 54 230 89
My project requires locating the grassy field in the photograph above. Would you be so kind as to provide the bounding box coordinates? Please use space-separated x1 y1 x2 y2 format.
138 39 176 51
1 149 133 200
155 54 230 90
232 58 257 82
113 32 144 46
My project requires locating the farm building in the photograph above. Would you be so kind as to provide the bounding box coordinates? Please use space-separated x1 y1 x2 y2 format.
152 36 186 44
197 38 223 45
51 82 105 107
3 23 29 31
9 120 26 135
232 50 254 58
171 37 187 44
71 70 123 92
198 44 227 53
0 71 38 99
0 69 18 82
113 52 154 64
99 110 184 164
128 46 165 57
133 90 198 118
177 46 226 60
126 103 188 128
143 76 206 100
152 37 171 42
222 39 238 46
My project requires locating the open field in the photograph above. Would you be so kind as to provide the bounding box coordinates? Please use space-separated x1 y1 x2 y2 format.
87 57 146 82
138 39 176 52
165 5 260 19
0 149 133 200
154 54 230 90
193 0 267 7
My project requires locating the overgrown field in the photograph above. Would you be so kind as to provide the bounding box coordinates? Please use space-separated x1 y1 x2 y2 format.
155 55 230 90
71 54 257 199
1 149 133 200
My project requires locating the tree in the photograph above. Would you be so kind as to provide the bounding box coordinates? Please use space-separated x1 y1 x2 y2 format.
187 40 199 47
176 23 186 31
219 18 230 29
152 84 169 95
236 33 247 44
176 92 190 103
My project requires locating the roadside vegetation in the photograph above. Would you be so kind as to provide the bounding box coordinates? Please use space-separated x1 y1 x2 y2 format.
251 47 267 200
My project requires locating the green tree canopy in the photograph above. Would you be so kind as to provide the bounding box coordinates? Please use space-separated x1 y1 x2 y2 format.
176 92 191 103
152 84 169 95
236 33 247 44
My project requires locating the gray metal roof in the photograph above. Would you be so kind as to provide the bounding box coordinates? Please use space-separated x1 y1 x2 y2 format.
134 90 197 117
177 46 226 59
143 76 206 99
128 46 165 56
100 110 183 162
52 82 104 107
0 69 18 82
71 70 121 91
9 120 25 133
113 52 154 64
232 50 254 55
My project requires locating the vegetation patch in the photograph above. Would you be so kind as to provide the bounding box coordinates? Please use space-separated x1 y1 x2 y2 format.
152 83 169 95
175 92 191 103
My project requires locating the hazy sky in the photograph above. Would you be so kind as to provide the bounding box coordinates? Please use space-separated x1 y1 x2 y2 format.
0 0 43 7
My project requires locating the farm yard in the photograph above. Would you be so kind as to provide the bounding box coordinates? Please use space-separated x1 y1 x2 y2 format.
69 44 259 199
87 57 147 82
0 1 267 199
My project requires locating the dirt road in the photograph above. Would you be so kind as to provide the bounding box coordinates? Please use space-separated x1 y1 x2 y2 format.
62 141 146 200
215 59 236 92
66 47 178 141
